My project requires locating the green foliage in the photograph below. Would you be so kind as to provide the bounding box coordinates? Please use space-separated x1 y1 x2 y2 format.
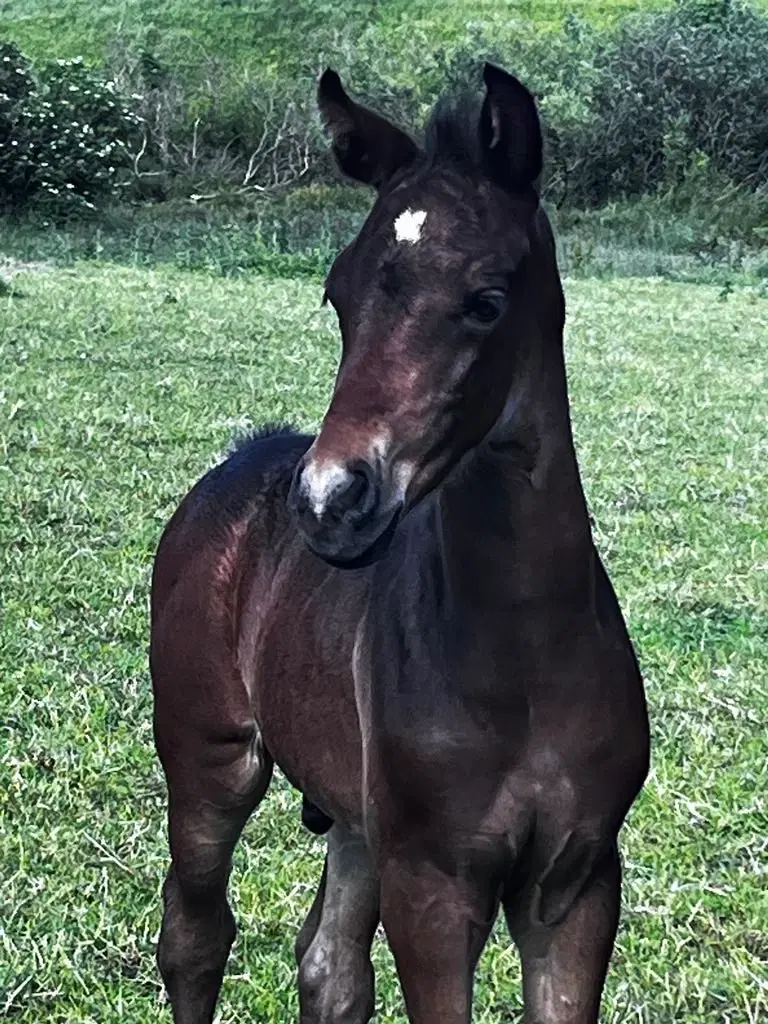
0 190 369 278
0 0 672 71
3 2 768 224
0 42 36 203
417 3 768 207
575 2 768 203
0 39 32 101
675 0 734 23
3 180 767 286
554 185 768 281
1 46 140 213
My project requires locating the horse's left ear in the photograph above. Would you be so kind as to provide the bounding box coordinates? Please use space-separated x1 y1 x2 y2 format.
317 69 420 190
479 64 543 194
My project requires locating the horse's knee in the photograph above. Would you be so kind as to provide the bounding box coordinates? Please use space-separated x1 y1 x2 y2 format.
158 869 236 981
298 938 375 1024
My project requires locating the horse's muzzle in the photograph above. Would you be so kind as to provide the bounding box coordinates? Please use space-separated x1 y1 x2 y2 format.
287 457 401 569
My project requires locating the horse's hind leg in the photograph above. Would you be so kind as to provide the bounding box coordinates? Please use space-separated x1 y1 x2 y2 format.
295 858 328 967
297 823 380 1023
156 723 273 1024
294 798 333 966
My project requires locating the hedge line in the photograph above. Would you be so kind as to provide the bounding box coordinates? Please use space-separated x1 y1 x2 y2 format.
2 0 767 216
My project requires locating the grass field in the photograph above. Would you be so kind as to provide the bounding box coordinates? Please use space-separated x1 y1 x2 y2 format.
3 195 767 288
1 255 767 1022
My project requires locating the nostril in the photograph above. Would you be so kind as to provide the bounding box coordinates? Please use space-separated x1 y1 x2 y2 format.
334 463 379 520
335 469 368 514
357 466 379 517
290 458 380 529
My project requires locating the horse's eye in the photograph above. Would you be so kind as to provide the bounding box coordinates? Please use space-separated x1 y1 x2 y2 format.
464 289 507 325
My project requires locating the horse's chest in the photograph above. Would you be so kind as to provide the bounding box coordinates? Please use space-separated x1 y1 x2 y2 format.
357 574 646 845
361 655 634 856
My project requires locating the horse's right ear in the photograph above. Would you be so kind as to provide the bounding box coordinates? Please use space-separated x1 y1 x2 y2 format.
479 63 543 194
317 69 420 190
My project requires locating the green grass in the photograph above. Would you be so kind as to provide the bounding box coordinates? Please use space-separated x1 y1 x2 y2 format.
1 259 767 1022
3 190 768 287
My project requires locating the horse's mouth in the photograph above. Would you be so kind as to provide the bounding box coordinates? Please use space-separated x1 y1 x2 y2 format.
304 506 402 571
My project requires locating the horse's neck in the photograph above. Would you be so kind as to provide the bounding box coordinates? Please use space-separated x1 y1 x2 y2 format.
437 348 594 608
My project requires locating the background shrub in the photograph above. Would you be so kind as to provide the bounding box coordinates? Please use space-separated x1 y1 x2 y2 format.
0 42 37 207
2 0 768 221
413 2 768 208
574 2 768 204
1 48 140 213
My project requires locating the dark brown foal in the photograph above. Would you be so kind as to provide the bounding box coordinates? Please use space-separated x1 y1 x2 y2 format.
150 65 650 1023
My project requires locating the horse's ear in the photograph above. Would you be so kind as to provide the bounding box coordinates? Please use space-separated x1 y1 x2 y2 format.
479 63 542 194
317 69 420 190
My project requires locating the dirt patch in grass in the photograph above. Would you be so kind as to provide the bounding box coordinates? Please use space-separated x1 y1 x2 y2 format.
0 255 53 283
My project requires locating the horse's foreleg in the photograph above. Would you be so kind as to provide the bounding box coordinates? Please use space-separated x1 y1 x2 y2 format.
156 726 273 1024
297 823 380 1024
379 857 497 1024
504 844 621 1024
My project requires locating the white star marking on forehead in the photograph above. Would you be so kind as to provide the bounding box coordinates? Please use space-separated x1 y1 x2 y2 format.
394 208 427 244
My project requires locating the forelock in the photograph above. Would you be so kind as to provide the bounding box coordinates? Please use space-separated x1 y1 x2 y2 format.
422 92 484 170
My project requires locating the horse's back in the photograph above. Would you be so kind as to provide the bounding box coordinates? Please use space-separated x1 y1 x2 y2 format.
151 426 310 622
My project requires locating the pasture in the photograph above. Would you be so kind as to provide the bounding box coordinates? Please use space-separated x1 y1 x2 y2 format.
1 259 767 1021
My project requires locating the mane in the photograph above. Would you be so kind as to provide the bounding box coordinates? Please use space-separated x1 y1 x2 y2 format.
422 91 484 170
229 422 297 452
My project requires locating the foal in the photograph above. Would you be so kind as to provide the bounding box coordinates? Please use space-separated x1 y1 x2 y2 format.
150 64 650 1024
